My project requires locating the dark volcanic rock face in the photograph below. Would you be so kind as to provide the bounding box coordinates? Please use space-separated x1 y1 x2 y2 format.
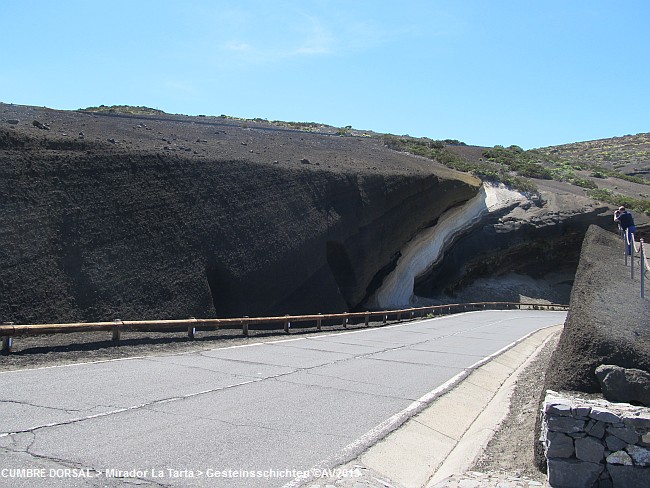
534 225 650 470
545 225 650 393
0 104 479 323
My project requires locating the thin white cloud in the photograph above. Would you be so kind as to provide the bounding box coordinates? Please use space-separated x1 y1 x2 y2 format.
293 15 334 54
219 13 335 64
224 41 252 52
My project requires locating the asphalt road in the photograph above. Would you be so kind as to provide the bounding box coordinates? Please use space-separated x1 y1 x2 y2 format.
0 310 566 487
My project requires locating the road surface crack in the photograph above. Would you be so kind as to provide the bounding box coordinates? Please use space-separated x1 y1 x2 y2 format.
0 377 266 439
1 432 171 487
0 399 86 413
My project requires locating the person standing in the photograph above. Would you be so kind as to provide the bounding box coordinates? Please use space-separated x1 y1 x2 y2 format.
614 206 636 253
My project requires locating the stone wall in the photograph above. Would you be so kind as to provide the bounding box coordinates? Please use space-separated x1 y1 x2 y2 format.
541 390 650 488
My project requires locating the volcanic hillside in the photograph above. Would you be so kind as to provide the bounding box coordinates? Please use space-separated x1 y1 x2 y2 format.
1 103 648 324
1 103 480 323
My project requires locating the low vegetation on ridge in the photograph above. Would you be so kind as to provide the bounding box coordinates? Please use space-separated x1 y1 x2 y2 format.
379 134 650 215
380 135 540 194
81 105 167 116
76 105 649 214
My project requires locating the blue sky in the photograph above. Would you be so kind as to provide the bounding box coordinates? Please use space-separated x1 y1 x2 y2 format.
2 1 648 149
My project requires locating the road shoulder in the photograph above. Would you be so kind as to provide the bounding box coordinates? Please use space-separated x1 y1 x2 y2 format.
303 324 561 488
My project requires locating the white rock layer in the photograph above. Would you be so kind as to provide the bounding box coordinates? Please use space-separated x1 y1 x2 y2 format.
371 183 527 309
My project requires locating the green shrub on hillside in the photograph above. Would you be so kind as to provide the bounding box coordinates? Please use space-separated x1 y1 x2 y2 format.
587 188 650 215
383 132 648 213
381 136 538 194
571 177 598 189
81 105 166 115
482 146 554 180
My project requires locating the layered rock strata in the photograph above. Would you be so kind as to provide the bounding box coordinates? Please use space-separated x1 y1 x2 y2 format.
0 104 480 323
369 183 527 308
370 184 613 308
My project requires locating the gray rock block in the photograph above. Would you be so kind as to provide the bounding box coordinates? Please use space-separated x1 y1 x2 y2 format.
573 405 592 418
623 412 650 429
595 364 650 407
548 415 587 434
586 420 607 439
606 450 633 465
575 436 605 463
546 431 575 458
627 445 650 466
547 458 603 488
590 407 621 424
606 434 628 452
547 402 574 416
641 432 650 447
608 464 650 488
569 432 588 439
607 425 638 444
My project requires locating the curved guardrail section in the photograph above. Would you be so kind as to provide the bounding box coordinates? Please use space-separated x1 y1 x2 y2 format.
0 301 568 353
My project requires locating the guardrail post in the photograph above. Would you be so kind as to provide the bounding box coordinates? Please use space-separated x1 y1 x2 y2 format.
397 312 402 322
112 319 123 341
188 317 197 340
624 235 629 266
383 313 388 324
364 312 370 326
242 316 249 336
317 313 322 331
1 336 12 353
284 315 290 334
1 322 14 353
641 240 646 299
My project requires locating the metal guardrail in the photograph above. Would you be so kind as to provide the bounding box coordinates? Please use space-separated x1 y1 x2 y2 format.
0 301 568 353
621 228 649 298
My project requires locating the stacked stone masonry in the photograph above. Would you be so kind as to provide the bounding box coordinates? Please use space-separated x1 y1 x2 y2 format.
541 390 650 488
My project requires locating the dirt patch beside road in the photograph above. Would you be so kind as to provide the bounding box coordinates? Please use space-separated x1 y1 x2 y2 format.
469 331 560 485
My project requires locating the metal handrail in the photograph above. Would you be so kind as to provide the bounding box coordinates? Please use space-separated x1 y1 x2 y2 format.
622 229 648 298
0 301 568 353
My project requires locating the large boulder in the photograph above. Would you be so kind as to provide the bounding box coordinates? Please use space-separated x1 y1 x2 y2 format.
596 364 650 407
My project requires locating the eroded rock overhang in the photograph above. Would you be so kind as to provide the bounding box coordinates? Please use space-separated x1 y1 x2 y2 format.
368 183 614 309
